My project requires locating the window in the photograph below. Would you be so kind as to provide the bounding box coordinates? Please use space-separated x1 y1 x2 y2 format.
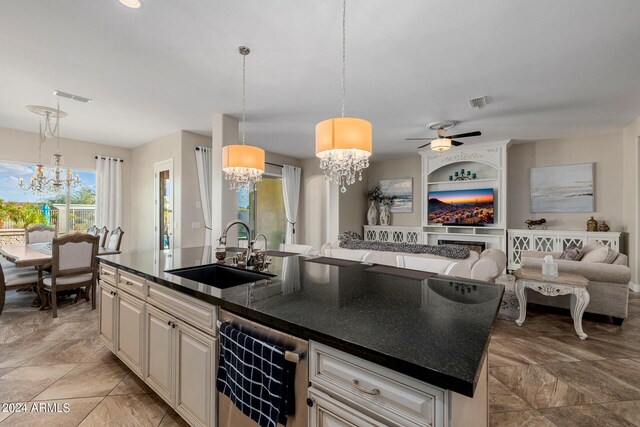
0 160 96 236
237 176 286 249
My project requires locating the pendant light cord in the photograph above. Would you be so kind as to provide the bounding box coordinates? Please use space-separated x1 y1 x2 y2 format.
341 0 346 118
242 52 247 145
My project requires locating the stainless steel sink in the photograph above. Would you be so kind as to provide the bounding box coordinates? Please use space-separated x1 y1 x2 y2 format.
166 264 274 289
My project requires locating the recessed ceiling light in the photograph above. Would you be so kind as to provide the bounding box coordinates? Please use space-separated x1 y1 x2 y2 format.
118 0 143 9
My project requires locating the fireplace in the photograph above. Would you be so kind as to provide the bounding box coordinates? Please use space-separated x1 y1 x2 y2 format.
438 239 486 254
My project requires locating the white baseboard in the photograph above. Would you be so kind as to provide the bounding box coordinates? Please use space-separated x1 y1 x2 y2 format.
629 282 640 293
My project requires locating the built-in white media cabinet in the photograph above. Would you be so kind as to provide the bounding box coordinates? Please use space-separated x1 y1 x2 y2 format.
419 142 509 252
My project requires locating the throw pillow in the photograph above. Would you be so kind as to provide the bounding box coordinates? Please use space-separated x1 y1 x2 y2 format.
575 242 600 261
580 245 609 263
338 231 362 241
559 243 581 260
603 246 619 264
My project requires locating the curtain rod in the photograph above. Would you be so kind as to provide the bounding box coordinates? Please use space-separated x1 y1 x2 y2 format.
95 156 124 162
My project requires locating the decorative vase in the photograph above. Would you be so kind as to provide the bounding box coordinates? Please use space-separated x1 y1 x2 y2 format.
598 221 610 232
367 201 378 225
587 216 598 232
379 205 391 225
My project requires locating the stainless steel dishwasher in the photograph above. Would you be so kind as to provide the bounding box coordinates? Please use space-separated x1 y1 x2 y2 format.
217 309 309 427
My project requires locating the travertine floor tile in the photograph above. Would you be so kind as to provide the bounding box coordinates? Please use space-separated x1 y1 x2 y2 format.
109 373 153 396
489 375 531 413
159 408 190 427
602 400 640 426
544 360 640 402
0 397 103 427
489 409 556 427
0 364 77 403
34 361 128 400
78 393 168 427
489 337 579 367
21 338 104 367
540 404 636 427
490 364 595 409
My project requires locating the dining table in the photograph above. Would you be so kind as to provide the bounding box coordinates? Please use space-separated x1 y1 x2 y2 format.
0 242 120 310
0 242 121 268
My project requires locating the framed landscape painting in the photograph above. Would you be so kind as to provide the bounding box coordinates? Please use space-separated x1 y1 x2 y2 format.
530 163 594 213
380 178 413 213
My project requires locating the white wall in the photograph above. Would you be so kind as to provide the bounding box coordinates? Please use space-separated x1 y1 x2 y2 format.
508 132 624 231
130 131 181 251
0 126 132 249
367 155 422 226
130 130 213 251
301 158 326 251
623 116 640 285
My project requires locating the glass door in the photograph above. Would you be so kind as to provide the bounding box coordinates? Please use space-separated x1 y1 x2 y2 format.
154 160 173 250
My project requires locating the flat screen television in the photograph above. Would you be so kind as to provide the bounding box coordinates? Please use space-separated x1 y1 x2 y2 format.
428 188 494 225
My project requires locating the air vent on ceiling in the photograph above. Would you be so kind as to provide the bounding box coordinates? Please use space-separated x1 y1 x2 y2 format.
53 90 92 103
468 96 488 109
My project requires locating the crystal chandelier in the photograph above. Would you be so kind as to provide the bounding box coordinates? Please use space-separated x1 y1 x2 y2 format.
315 0 372 193
222 46 265 192
17 103 80 195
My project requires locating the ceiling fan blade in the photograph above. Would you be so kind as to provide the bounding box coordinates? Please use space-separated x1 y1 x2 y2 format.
451 140 464 146
447 131 481 139
417 142 431 149
405 138 429 141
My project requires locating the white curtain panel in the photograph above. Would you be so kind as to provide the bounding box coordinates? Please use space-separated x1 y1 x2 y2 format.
194 146 213 245
95 156 122 231
282 165 301 244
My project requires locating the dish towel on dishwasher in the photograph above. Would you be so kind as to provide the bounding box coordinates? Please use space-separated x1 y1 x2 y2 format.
217 322 293 427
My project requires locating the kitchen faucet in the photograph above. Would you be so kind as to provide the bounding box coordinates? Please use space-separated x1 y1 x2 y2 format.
252 233 268 253
219 220 254 265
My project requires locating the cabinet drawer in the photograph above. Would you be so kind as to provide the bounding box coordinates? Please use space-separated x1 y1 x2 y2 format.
310 342 444 427
147 283 216 334
100 264 117 286
118 270 146 299
309 387 387 427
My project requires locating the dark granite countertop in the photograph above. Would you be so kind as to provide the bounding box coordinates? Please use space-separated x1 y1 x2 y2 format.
99 246 503 397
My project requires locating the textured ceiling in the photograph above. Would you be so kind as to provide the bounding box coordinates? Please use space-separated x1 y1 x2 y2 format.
1 0 639 159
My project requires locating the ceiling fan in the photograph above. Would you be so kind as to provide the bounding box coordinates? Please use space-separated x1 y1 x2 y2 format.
406 121 481 151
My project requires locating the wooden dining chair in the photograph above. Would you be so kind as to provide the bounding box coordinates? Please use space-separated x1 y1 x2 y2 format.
0 264 40 316
97 226 109 248
86 225 99 236
105 227 124 252
25 225 56 244
38 233 99 318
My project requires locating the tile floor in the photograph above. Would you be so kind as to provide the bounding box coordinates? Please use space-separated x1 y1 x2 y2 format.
1 283 640 426
0 290 188 427
490 278 640 426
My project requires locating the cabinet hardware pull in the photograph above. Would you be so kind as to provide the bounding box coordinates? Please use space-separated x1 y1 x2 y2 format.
125 281 133 286
352 379 380 395
167 320 171 326
306 398 314 407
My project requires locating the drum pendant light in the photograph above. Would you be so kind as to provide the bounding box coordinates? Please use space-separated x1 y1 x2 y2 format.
222 46 265 192
315 0 372 193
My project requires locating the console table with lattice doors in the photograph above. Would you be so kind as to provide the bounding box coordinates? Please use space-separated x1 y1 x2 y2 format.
507 229 622 271
363 226 423 244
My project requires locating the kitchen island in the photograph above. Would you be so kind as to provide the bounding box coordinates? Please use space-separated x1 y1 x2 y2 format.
98 246 503 427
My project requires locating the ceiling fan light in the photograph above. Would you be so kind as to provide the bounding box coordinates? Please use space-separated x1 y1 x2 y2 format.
118 0 143 9
431 138 452 152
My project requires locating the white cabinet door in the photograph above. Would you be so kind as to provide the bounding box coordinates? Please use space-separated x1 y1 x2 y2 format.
309 388 387 427
99 281 117 351
145 305 175 404
175 321 216 427
116 291 145 377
